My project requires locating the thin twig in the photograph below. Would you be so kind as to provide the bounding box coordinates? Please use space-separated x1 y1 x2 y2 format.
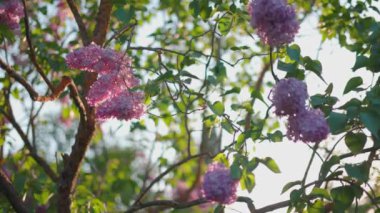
104 22 137 47
131 153 208 206
269 46 279 82
21 0 54 91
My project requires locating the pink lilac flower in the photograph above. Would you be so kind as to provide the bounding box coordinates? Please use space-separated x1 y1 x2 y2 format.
287 108 330 143
248 0 299 46
270 78 308 116
202 163 239 205
95 91 144 121
66 43 145 121
0 0 24 32
65 44 105 73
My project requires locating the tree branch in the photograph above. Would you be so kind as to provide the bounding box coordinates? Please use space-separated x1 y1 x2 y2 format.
57 1 113 211
0 58 86 119
255 200 290 213
65 0 90 45
126 198 209 213
0 169 28 213
127 196 256 213
92 0 113 46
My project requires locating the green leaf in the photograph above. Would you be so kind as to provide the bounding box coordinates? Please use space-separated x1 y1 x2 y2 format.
310 188 331 200
247 157 259 172
189 0 200 18
230 164 242 180
179 56 196 70
310 94 325 107
287 44 301 62
320 155 340 179
240 172 255 193
213 153 229 167
325 83 333 95
208 101 225 116
230 46 249 51
221 119 234 134
307 200 325 213
236 133 248 149
281 180 302 194
327 112 347 134
344 162 370 182
278 61 298 72
211 62 227 82
261 157 281 173
344 132 367 154
113 7 133 23
360 111 380 140
290 189 302 203
343 77 363 94
223 87 241 96
352 55 369 71
267 130 283 142
189 0 213 20
144 80 160 97
218 16 232 36
180 70 200 79
330 186 355 211
214 205 224 213
303 56 323 77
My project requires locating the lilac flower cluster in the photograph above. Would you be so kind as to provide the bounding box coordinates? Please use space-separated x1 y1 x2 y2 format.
202 163 239 205
0 0 24 33
248 0 299 47
270 78 329 143
287 109 330 143
271 78 308 116
66 43 144 121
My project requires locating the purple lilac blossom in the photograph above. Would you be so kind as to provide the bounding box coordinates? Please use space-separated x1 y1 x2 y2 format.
248 0 299 46
95 91 144 121
66 43 144 121
202 163 239 204
0 0 24 32
271 78 308 116
287 108 330 143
